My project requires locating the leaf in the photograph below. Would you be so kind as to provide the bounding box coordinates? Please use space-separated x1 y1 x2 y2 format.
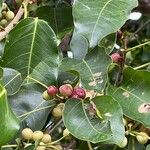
70 35 89 60
146 144 150 150
107 67 150 127
8 83 56 130
71 33 116 60
0 0 3 13
29 54 60 87
57 71 79 87
99 33 116 54
128 137 145 150
60 46 111 92
36 6 73 37
3 68 22 95
1 18 59 82
0 84 20 146
72 0 138 47
0 41 4 57
63 96 125 146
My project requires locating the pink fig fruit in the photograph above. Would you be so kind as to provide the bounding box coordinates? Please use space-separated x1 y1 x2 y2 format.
111 53 123 64
59 84 73 97
47 86 58 96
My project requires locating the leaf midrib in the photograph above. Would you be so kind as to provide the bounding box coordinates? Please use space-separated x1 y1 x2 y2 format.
81 100 110 138
112 87 144 103
82 59 95 81
90 0 112 43
27 18 38 81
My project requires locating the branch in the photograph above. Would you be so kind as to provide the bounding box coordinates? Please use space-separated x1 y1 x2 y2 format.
134 62 150 70
0 0 30 41
125 40 150 52
87 141 93 150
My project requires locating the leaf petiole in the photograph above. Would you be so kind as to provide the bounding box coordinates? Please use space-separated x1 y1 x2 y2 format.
134 62 150 70
1 144 17 149
87 141 93 150
126 40 150 52
22 2 28 18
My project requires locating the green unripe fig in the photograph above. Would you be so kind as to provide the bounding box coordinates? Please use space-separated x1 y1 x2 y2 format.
42 90 52 100
63 128 71 140
63 128 70 137
52 107 62 118
22 128 33 140
2 11 7 17
57 103 65 109
136 132 149 144
6 11 15 21
32 131 44 141
41 134 51 143
54 144 63 150
52 103 65 118
36 146 46 150
0 19 8 27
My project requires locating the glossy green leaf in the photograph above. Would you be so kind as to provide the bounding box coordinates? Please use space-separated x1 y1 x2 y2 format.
0 0 3 13
8 83 55 130
72 0 138 47
70 35 89 60
0 84 20 146
128 137 145 150
146 144 150 150
36 6 73 37
63 96 125 146
71 33 116 60
107 67 150 127
3 68 22 95
29 55 60 87
99 33 116 54
57 71 79 87
60 46 111 92
2 18 59 83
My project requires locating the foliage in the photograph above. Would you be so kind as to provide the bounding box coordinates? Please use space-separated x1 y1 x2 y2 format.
0 0 150 149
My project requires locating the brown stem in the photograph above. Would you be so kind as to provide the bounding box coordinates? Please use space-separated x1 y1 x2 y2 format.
129 19 150 40
0 0 30 41
114 36 128 86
